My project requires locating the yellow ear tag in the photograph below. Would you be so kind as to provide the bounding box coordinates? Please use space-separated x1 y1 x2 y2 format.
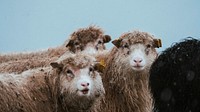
100 59 106 67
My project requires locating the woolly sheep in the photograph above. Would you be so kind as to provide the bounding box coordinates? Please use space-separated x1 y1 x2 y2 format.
0 53 105 112
99 31 162 112
150 37 200 112
0 26 111 73
65 26 111 54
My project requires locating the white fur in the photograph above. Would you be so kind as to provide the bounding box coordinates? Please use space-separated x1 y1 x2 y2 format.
60 67 93 96
77 68 92 90
82 47 97 54
77 68 92 96
129 44 146 71
82 45 97 54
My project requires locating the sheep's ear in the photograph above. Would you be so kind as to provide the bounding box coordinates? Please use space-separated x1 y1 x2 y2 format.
153 39 162 48
50 62 64 69
66 40 74 48
112 39 122 48
103 35 111 43
94 60 106 73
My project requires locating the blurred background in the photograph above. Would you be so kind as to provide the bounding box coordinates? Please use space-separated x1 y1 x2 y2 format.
0 0 200 53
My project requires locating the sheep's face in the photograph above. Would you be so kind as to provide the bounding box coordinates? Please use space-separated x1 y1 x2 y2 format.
79 36 111 54
112 36 161 72
60 65 104 97
128 43 157 71
51 60 105 98
66 34 111 54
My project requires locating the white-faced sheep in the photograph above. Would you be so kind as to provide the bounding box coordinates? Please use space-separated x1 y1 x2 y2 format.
99 31 162 112
0 26 111 74
150 37 200 112
0 54 105 112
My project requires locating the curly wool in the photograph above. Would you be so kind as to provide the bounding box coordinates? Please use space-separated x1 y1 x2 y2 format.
0 46 66 74
70 26 104 43
150 37 200 112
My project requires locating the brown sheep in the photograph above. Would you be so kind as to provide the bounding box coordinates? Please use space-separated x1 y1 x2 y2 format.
100 31 162 112
65 26 111 54
0 53 105 112
0 56 56 74
0 46 66 64
0 26 111 74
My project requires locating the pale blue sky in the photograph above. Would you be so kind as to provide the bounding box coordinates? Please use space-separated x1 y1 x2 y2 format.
0 0 200 53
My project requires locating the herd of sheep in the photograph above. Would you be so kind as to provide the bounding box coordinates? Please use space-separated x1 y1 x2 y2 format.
0 26 199 112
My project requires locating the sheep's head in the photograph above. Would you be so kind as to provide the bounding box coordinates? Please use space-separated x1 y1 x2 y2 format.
112 31 162 72
66 26 111 54
50 54 105 99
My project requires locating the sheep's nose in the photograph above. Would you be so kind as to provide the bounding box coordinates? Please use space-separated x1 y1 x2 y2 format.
81 82 90 87
133 58 143 64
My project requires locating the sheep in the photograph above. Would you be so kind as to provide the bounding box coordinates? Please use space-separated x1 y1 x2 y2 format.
57 26 111 62
0 53 105 112
0 45 66 64
65 26 111 54
0 57 56 74
99 31 162 112
149 37 200 112
0 26 111 74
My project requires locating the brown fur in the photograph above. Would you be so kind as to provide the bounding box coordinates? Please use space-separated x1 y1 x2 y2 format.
0 46 66 64
0 54 105 112
0 26 111 74
0 46 66 74
66 26 111 53
0 67 54 112
99 31 160 112
0 57 56 74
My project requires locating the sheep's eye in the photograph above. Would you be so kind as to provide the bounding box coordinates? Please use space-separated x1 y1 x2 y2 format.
66 69 74 78
74 42 79 46
145 45 151 54
89 67 94 72
66 69 73 74
146 44 151 48
89 67 96 78
122 44 129 48
98 40 103 44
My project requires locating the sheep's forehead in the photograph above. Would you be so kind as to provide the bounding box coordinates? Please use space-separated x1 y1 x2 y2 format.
63 65 90 73
131 44 146 50
123 38 153 45
120 31 154 45
66 62 91 70
61 56 94 69
70 26 104 43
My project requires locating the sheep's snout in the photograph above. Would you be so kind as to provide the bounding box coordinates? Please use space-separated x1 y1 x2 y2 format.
130 49 146 71
77 75 92 96
131 57 145 70
133 57 143 64
79 82 90 95
81 82 90 87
